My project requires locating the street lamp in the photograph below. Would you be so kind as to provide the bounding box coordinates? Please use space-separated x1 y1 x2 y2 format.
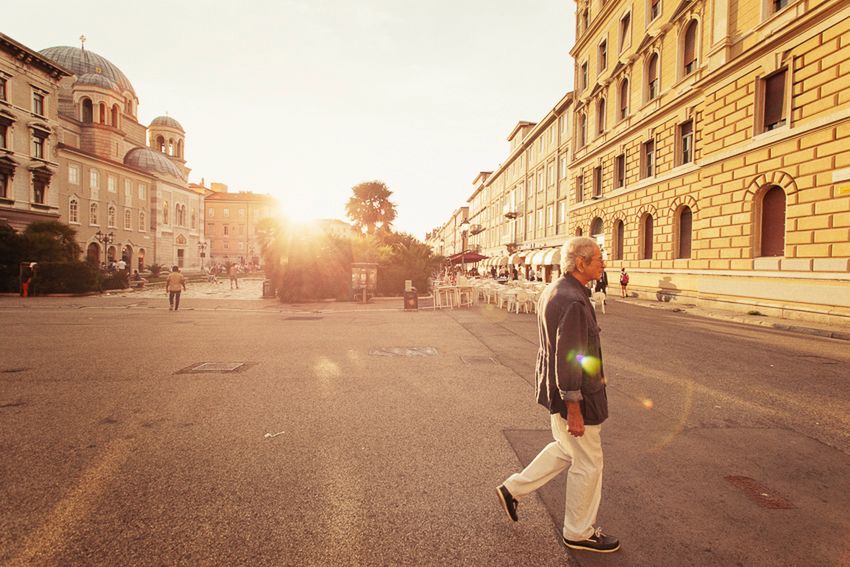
197 241 207 271
93 230 114 266
460 221 470 273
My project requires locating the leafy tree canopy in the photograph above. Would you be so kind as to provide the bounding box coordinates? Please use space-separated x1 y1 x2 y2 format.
345 181 398 235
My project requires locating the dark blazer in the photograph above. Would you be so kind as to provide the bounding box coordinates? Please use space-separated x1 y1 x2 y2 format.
534 274 609 425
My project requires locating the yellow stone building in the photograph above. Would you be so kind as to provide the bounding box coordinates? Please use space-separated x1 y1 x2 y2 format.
434 0 849 325
204 190 278 266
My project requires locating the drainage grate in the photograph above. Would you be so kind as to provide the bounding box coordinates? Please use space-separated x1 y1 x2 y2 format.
460 355 498 365
176 362 257 374
284 316 323 321
369 347 438 357
724 476 795 509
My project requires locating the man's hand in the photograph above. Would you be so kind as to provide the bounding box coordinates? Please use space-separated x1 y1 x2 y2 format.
566 401 585 437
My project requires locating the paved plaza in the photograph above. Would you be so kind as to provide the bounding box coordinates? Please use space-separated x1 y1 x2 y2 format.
1 294 849 566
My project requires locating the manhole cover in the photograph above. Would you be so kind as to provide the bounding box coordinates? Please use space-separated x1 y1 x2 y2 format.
724 476 795 509
369 347 438 357
284 316 323 321
176 362 257 374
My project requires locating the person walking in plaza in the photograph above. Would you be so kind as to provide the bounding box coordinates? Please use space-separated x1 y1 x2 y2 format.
229 264 240 290
497 236 619 554
619 267 629 298
165 265 187 311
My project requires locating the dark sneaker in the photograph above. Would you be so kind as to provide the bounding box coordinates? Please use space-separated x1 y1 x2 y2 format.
563 527 620 553
497 484 518 522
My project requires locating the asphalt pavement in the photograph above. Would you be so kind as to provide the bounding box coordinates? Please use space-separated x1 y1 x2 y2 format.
1 287 848 566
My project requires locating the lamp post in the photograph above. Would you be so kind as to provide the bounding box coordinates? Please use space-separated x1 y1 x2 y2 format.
197 241 207 271
93 230 114 267
460 221 470 274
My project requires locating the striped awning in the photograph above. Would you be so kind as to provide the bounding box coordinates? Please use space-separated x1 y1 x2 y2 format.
508 252 527 265
528 249 547 266
542 247 561 266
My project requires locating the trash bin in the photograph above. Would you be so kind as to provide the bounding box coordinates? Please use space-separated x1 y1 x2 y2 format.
262 279 275 298
403 288 418 311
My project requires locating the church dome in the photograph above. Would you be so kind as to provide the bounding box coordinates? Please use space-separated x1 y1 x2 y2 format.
124 147 184 179
150 115 184 132
39 46 136 96
74 72 120 92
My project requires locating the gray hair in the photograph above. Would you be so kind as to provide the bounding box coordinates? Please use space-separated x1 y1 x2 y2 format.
561 236 598 273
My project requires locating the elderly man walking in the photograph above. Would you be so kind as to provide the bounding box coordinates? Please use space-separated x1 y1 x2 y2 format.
497 236 619 554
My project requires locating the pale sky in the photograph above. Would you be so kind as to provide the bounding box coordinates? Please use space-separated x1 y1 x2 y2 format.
8 0 576 238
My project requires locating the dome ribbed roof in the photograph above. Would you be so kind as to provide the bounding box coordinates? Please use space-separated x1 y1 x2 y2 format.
150 115 184 132
74 72 120 92
39 46 136 96
124 147 184 179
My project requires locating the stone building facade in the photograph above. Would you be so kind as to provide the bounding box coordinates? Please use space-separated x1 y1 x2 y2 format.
0 33 71 230
430 0 850 324
204 191 278 266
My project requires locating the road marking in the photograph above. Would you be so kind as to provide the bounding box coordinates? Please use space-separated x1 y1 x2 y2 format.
4 438 131 567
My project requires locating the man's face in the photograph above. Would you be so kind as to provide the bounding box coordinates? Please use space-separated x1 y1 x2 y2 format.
580 244 605 280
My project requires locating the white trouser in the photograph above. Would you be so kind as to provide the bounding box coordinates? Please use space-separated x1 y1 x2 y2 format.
503 414 603 541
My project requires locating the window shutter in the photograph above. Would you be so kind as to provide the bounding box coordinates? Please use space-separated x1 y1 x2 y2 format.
764 71 786 129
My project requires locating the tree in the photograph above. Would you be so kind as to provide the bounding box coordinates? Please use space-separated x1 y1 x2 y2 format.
345 180 398 235
22 221 81 261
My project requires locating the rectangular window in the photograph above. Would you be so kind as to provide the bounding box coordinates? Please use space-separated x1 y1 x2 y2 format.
124 180 132 205
680 120 694 164
762 69 786 132
32 92 45 116
0 77 6 101
90 170 99 189
208 207 214 218
649 0 661 21
138 183 146 199
548 163 555 185
619 12 631 52
558 200 567 224
33 181 46 204
642 140 655 178
69 199 79 223
124 210 132 230
576 175 584 202
0 124 6 149
527 212 534 232
773 0 789 13
560 155 567 179
537 171 544 192
32 136 44 159
537 209 544 231
224 225 229 236
547 205 554 227
239 208 245 217
69 164 79 184
224 208 230 217
598 39 608 72
528 176 534 194
615 154 625 188
592 166 602 198
108 175 116 192
581 62 588 90
0 172 8 199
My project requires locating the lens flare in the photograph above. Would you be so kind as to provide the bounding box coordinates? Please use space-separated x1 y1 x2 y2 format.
578 354 601 375
642 398 654 410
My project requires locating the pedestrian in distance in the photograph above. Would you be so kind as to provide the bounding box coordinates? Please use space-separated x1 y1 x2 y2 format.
229 263 240 289
165 265 187 311
619 267 629 298
497 236 620 554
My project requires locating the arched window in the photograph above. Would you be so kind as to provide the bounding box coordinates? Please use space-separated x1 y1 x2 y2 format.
575 226 583 236
168 139 174 156
591 217 604 238
139 210 146 231
683 20 698 76
111 104 120 127
163 201 169 225
157 136 165 153
90 202 98 225
108 205 116 228
99 103 107 124
124 209 132 230
613 219 624 260
647 53 659 100
676 206 693 259
579 112 587 146
191 208 196 229
69 198 79 223
177 140 183 159
81 98 93 123
759 186 786 257
597 98 606 134
641 213 654 259
619 79 629 120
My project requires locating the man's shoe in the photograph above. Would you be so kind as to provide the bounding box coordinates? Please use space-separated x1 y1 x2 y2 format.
497 485 518 522
563 527 620 553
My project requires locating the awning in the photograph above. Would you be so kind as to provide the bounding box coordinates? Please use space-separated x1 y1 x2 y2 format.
495 255 509 267
542 247 561 266
528 249 547 266
508 252 527 265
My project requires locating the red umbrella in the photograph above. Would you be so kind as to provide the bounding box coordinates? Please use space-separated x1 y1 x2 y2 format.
447 251 489 265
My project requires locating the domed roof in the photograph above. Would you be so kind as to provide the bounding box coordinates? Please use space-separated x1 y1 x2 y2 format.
124 147 184 179
39 46 136 96
150 115 184 132
74 72 120 92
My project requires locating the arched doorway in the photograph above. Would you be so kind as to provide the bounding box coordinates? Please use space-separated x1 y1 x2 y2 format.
122 245 133 271
590 217 605 253
107 245 117 263
86 242 100 265
138 248 146 272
